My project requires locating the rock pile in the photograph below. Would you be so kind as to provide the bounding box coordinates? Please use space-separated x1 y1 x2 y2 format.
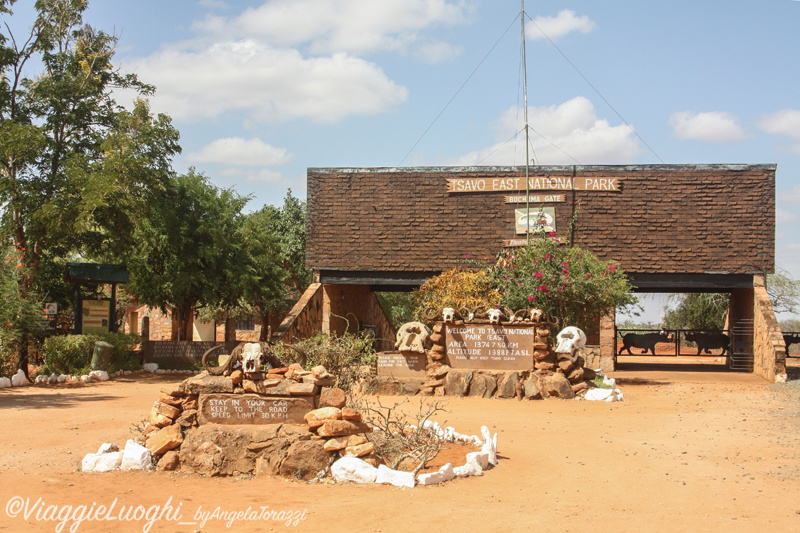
393 319 606 401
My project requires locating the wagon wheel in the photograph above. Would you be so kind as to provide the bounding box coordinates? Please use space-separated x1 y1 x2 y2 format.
201 345 236 376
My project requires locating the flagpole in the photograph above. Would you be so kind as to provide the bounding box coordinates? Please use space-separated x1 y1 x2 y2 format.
521 0 531 245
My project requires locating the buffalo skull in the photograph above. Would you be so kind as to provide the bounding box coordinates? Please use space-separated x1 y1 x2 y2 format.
555 326 587 362
442 307 457 323
487 308 507 325
241 342 263 373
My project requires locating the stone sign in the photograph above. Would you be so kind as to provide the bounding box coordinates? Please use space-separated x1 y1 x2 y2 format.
377 351 427 378
446 325 535 371
198 393 314 425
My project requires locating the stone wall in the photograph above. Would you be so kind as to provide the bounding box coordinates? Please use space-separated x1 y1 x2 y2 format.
273 283 395 351
752 278 787 382
273 283 325 343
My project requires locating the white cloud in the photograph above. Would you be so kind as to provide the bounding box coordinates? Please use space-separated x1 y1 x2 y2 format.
413 40 464 64
187 137 293 167
123 42 408 123
450 96 642 166
218 167 289 185
119 0 474 124
668 111 747 142
757 109 800 155
192 0 472 56
526 10 596 41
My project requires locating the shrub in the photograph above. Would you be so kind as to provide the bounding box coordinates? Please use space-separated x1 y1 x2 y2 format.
412 268 502 323
41 335 94 375
487 234 636 331
41 331 142 375
273 331 376 392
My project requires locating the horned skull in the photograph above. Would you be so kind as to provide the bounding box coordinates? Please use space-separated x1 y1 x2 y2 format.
394 322 432 353
241 342 263 373
487 308 506 325
442 307 457 323
555 326 587 361
529 308 545 322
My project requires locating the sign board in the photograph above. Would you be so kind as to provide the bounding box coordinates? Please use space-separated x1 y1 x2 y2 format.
377 351 427 378
448 176 622 194
81 299 110 334
446 325 535 371
515 207 556 235
198 393 314 425
505 194 565 204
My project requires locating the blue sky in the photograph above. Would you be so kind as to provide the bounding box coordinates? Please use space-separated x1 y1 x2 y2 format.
7 1 800 294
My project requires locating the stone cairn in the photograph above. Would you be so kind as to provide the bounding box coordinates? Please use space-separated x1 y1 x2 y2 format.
132 361 386 478
396 309 597 400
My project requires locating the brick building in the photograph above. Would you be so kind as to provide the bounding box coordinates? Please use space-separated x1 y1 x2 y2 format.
274 164 785 381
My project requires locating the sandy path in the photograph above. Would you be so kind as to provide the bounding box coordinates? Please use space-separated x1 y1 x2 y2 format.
1 370 799 532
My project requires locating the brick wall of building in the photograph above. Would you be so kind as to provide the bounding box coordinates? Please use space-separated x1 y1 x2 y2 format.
307 165 775 275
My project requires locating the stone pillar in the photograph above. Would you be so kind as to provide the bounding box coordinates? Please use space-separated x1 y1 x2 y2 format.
599 310 616 371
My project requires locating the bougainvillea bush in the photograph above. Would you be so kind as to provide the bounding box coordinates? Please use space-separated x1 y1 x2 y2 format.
487 233 635 330
414 233 636 332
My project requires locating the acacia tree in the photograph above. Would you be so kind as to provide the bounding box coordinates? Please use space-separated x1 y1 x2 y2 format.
0 0 180 373
126 170 254 340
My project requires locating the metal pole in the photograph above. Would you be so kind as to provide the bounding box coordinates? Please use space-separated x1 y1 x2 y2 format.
521 0 531 244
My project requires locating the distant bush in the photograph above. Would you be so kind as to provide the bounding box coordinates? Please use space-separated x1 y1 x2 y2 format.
41 331 141 375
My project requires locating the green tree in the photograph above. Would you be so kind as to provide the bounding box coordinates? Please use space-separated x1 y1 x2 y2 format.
126 170 251 340
0 0 180 373
661 293 729 331
259 190 311 294
0 245 44 377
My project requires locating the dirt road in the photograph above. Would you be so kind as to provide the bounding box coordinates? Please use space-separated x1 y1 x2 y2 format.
1 369 799 532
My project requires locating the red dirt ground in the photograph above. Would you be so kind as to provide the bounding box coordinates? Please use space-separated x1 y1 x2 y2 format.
2 365 800 532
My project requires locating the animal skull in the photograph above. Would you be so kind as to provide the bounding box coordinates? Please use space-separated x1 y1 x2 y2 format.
241 342 263 373
529 308 545 322
555 326 587 361
487 308 505 325
442 307 457 323
394 322 432 353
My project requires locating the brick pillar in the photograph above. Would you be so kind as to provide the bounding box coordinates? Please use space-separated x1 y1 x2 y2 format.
599 310 616 370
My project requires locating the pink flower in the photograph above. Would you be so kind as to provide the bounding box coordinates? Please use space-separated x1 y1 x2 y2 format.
548 231 557 237
544 254 552 260
534 272 543 279
527 295 535 301
586 273 592 278
562 261 568 267
561 268 569 275
538 284 547 291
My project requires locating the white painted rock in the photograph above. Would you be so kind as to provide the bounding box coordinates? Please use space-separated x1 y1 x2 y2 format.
467 451 490 470
453 461 483 477
48 374 59 384
330 456 378 484
97 443 119 454
81 453 100 472
80 375 90 383
417 462 456 486
121 440 153 471
143 363 158 373
92 451 123 472
0 377 10 388
35 375 45 384
11 369 29 387
481 426 498 466
585 388 624 402
88 370 109 382
57 374 67 383
375 464 416 488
